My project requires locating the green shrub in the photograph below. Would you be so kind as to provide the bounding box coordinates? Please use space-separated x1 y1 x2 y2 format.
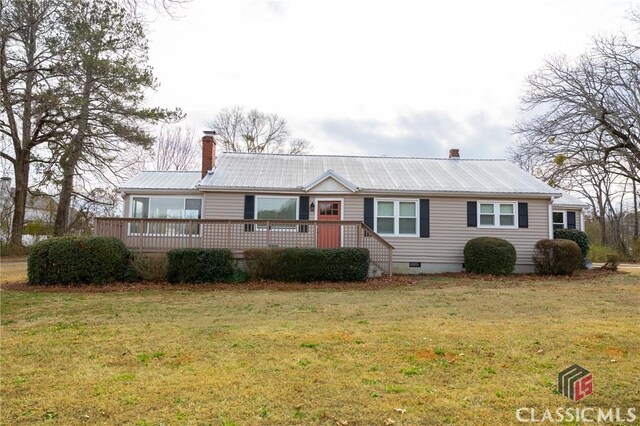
463 237 516 275
131 253 168 282
166 248 234 283
588 243 619 263
602 254 619 271
244 248 370 282
554 229 589 267
28 236 134 285
533 239 582 276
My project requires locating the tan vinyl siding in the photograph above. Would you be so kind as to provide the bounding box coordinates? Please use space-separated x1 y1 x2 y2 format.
204 192 362 221
123 195 131 218
204 192 245 219
341 196 362 221
199 192 549 267
384 197 548 266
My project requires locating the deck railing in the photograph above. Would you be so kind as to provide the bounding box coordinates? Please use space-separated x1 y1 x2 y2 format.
95 218 394 275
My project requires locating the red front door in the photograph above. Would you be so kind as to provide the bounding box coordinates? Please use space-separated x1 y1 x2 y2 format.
317 201 341 248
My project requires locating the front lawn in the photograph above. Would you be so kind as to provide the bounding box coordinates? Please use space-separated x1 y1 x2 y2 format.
1 273 639 425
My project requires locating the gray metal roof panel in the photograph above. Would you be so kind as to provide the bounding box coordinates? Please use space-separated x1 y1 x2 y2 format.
120 171 201 191
552 192 589 207
199 153 561 195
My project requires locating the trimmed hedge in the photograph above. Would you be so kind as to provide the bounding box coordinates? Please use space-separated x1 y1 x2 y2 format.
244 248 370 282
28 236 134 285
463 237 516 275
554 229 589 267
166 248 234 283
533 239 581 275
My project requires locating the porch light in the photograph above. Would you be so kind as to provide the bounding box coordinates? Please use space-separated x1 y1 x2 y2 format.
310 202 315 212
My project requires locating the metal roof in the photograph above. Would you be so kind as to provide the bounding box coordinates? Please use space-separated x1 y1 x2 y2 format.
120 171 201 191
198 152 562 195
552 192 589 208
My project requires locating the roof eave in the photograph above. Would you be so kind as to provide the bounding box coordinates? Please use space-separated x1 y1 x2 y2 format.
118 188 201 194
198 186 562 198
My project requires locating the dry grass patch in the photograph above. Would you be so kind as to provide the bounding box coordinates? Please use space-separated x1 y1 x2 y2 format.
0 257 27 283
1 273 639 425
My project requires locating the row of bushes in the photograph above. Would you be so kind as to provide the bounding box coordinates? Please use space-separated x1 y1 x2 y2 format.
27 237 371 285
463 229 589 276
27 229 598 284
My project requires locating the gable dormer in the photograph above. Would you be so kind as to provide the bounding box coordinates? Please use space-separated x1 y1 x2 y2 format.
303 170 357 193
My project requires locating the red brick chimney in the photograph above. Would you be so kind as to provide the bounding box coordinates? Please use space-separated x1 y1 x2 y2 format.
201 131 217 177
448 148 460 159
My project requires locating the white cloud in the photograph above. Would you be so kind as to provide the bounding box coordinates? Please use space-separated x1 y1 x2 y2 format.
146 0 634 156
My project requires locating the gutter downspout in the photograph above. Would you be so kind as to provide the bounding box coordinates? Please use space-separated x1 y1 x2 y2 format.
548 199 554 239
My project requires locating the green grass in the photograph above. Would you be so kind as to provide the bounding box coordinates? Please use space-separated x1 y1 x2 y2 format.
1 274 639 424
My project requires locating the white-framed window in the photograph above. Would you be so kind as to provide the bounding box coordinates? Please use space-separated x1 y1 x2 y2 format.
374 199 418 236
129 196 202 235
478 202 517 228
553 211 567 230
255 196 298 231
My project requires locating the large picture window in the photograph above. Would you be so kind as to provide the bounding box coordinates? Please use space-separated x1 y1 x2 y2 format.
130 196 202 235
478 202 517 228
255 197 297 220
255 196 298 231
375 200 418 236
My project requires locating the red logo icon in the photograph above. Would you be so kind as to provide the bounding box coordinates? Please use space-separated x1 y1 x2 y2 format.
558 364 593 401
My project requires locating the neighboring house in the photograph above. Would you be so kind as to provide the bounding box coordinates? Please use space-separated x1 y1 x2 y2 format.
0 177 58 245
102 132 588 274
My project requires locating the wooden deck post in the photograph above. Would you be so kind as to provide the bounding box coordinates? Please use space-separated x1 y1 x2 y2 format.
139 219 145 253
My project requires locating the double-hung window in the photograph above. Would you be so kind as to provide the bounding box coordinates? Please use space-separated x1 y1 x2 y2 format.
130 196 202 235
552 211 567 229
375 200 418 236
478 202 517 228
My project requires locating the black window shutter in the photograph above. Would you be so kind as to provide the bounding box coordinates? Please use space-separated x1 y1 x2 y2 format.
299 196 309 220
467 201 477 227
419 199 430 238
518 202 528 228
364 198 374 229
244 195 255 219
244 195 255 232
567 212 576 229
298 196 309 233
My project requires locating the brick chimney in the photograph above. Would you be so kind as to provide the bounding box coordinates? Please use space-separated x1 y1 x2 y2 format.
448 148 460 159
201 131 217 177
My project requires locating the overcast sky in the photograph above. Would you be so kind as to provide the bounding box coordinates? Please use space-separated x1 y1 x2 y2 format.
146 0 635 159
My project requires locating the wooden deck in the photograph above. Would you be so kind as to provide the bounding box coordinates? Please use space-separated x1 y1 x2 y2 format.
95 218 394 275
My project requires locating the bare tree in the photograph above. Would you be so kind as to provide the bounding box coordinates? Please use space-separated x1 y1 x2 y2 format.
0 0 69 246
152 125 198 170
513 36 640 185
511 18 640 252
208 106 312 155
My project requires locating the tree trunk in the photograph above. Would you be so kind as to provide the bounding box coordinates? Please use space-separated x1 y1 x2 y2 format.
633 172 639 239
9 152 30 246
53 143 83 235
598 215 607 245
53 70 92 236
